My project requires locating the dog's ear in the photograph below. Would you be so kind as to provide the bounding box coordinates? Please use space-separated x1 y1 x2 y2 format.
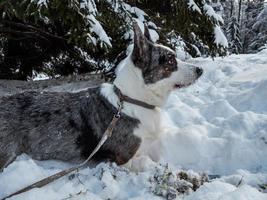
144 24 153 42
132 21 151 68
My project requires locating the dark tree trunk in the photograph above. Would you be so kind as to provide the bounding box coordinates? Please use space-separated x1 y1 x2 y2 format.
230 0 234 17
238 0 242 23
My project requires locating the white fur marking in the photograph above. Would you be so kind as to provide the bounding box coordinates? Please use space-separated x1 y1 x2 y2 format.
100 49 201 171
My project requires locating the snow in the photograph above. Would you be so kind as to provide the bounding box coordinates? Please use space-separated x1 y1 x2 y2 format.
203 4 224 24
131 7 147 22
1 50 267 199
79 0 112 47
35 0 48 7
32 70 50 81
106 0 159 43
187 0 202 14
167 32 190 61
254 6 267 31
214 25 229 47
162 49 267 175
184 182 266 200
80 0 97 15
88 15 112 47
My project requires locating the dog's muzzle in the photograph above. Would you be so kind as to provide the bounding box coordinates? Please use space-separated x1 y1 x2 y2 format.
195 67 203 78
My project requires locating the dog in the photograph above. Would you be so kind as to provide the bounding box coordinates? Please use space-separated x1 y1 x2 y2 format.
0 22 202 171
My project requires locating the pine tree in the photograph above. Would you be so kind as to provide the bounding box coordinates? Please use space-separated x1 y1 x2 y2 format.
126 0 228 57
220 0 236 25
209 0 224 15
0 0 107 80
238 0 242 23
227 16 242 54
250 5 267 52
218 0 266 54
0 0 228 80
242 0 265 53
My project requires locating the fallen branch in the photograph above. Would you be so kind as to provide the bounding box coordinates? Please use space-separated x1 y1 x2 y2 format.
0 108 122 200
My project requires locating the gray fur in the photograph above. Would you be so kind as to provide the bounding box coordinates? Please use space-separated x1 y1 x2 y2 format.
144 23 153 42
0 87 141 170
132 22 178 84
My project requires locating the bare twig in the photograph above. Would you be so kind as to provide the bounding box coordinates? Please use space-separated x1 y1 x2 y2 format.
76 174 85 186
60 190 89 200
236 175 244 187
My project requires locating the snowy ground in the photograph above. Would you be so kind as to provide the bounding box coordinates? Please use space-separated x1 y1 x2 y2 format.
1 50 267 199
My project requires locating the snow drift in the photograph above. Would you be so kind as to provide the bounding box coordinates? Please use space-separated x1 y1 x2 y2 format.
1 50 267 199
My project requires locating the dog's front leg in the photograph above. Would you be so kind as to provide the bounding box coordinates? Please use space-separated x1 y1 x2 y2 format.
0 152 18 172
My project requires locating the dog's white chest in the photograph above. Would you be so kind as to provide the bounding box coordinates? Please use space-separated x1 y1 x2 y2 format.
131 108 163 160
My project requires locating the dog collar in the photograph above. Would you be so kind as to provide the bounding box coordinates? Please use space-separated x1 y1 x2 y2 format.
113 85 156 110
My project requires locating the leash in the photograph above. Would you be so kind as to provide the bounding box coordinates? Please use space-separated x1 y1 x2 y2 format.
1 85 155 200
1 100 124 200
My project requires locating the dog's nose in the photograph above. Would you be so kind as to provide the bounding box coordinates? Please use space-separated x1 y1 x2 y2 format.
195 67 203 77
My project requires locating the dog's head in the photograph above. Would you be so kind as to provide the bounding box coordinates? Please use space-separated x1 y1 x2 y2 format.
131 22 203 94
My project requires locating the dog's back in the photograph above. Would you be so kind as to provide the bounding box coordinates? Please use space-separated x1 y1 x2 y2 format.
0 87 141 170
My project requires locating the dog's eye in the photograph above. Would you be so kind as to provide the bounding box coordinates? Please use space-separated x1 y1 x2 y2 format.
162 67 172 76
168 59 174 65
159 55 166 65
167 55 176 65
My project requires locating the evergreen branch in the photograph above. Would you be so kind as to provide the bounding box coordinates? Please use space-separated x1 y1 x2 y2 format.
1 20 67 42
0 28 49 42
